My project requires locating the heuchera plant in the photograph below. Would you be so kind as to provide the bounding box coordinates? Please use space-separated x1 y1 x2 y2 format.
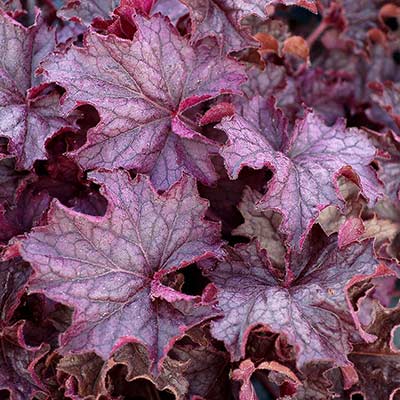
1 0 400 399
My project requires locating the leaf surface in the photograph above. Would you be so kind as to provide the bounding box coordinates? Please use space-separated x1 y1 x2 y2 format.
0 11 73 168
203 238 380 367
42 14 246 189
58 0 120 24
0 258 46 400
218 98 381 248
21 171 222 366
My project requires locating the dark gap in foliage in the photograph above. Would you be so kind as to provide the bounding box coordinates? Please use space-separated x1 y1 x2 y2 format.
169 335 197 356
246 327 296 365
35 0 58 23
176 13 191 37
0 390 10 400
347 280 374 313
11 293 72 347
246 328 279 362
108 365 175 400
128 169 138 180
0 137 9 153
34 160 49 177
351 393 364 400
383 17 399 31
309 40 326 62
229 235 251 246
180 264 211 296
76 104 101 132
275 5 321 37
251 375 275 400
198 163 271 243
46 104 99 157
46 129 87 156
32 157 108 217
74 33 85 47
162 264 211 296
370 160 379 171
346 111 383 132
13 1 34 27
393 50 400 65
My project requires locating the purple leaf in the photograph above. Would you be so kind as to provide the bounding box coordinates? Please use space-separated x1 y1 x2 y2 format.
181 0 258 53
58 0 120 24
202 238 381 368
0 258 31 324
218 99 381 248
180 0 318 54
152 0 188 24
20 171 222 367
41 14 246 190
0 11 74 169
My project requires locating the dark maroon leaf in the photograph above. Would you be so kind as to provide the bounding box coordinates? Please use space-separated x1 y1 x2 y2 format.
349 301 400 400
0 332 48 400
169 327 232 399
12 294 72 347
0 157 27 206
0 257 31 324
33 156 108 216
0 258 48 400
57 353 106 398
107 342 188 399
0 181 51 244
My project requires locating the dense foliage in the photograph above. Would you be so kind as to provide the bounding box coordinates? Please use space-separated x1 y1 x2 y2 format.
0 0 400 399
